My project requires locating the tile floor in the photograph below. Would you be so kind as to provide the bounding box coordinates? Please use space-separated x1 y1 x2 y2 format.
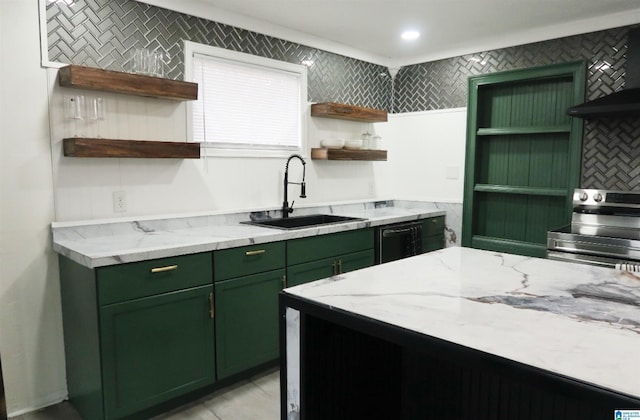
10 369 280 420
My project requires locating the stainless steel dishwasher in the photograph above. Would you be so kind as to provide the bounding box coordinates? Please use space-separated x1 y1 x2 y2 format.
375 221 423 264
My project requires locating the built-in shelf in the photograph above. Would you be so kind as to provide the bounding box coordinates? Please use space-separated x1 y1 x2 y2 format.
58 65 198 101
310 148 387 161
63 138 201 159
476 126 571 136
310 102 387 122
474 184 567 196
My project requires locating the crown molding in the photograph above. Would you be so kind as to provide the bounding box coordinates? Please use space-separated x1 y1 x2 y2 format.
138 1 640 70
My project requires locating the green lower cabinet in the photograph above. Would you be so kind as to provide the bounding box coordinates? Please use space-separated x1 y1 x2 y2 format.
423 235 445 252
100 285 215 419
287 228 374 266
214 269 285 379
287 256 337 287
287 249 375 287
59 253 215 420
422 216 445 253
286 228 374 287
338 249 375 274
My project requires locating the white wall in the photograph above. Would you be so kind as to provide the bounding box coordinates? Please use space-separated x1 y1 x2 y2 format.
0 1 67 416
48 82 465 222
48 78 389 220
0 3 467 416
377 108 467 203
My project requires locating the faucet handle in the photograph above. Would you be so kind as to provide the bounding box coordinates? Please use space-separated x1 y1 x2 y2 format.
289 201 295 212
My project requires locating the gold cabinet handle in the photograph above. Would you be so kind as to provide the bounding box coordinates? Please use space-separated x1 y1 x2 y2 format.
245 249 266 256
282 275 287 289
209 292 214 319
432 219 438 224
332 261 337 275
337 259 343 274
150 264 178 273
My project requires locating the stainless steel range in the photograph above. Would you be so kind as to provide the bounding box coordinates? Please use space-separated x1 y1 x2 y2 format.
547 189 640 269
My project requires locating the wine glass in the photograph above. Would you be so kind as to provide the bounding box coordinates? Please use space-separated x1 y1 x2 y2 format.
66 95 85 137
87 97 106 138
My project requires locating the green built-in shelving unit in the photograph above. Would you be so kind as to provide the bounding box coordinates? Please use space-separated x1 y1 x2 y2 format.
462 62 586 257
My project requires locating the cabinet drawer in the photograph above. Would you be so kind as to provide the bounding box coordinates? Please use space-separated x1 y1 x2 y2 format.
287 256 337 288
214 241 285 281
423 235 445 252
422 216 445 237
287 249 374 288
287 228 373 266
97 253 212 305
339 249 374 273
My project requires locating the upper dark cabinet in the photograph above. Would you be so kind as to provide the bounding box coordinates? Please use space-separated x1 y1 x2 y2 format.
567 88 640 118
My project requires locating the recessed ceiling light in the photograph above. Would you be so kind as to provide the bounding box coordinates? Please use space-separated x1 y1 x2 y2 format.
401 31 420 41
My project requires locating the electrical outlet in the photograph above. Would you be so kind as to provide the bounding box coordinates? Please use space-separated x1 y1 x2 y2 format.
113 191 127 212
445 166 459 180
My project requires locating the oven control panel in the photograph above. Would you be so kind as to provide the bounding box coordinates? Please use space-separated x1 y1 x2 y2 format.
573 189 640 208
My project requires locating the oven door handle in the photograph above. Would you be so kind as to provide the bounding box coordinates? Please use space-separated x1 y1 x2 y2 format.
549 238 640 260
546 251 618 268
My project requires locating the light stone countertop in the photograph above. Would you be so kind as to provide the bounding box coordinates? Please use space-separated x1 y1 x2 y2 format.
283 246 640 399
51 200 445 268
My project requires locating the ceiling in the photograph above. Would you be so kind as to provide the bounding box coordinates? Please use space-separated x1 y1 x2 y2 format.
141 0 640 68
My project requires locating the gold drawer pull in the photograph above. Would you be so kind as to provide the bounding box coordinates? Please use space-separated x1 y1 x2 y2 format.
209 292 214 319
432 219 438 224
150 265 178 273
245 249 266 256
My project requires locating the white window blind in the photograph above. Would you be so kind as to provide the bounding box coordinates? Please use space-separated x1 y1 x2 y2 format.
191 52 303 151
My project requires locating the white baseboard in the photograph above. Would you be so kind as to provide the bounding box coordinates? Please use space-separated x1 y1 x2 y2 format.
7 390 68 418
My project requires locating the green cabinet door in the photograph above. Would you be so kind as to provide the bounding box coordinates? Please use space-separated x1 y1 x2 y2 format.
423 235 444 252
287 249 375 287
421 216 445 253
214 269 285 379
287 256 337 287
100 284 215 419
337 249 375 274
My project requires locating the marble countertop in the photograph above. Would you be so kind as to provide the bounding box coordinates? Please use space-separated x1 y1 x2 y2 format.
51 200 445 268
284 247 640 399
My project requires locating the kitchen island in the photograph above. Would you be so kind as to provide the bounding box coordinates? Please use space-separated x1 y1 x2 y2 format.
280 247 640 419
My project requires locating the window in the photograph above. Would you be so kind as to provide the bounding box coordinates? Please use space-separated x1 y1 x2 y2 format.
185 41 307 157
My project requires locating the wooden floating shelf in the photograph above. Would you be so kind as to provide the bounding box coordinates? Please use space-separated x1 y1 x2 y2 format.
63 138 201 159
310 102 387 122
311 148 387 161
58 65 198 101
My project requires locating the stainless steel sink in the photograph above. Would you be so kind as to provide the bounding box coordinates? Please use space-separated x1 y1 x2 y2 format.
242 214 363 230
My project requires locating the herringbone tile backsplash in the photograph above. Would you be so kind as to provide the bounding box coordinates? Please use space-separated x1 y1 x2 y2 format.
47 0 640 190
46 0 390 110
394 26 640 190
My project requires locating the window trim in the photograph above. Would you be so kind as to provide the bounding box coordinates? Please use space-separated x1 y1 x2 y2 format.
184 40 308 159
